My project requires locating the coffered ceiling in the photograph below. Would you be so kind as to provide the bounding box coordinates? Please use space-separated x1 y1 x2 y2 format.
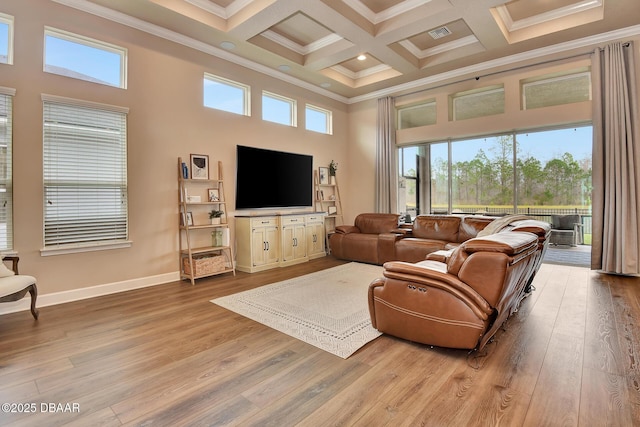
55 0 640 102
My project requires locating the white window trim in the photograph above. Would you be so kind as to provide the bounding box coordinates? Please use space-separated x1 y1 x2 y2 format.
262 91 297 127
44 26 128 89
0 12 14 65
40 94 130 256
305 104 333 135
203 72 251 116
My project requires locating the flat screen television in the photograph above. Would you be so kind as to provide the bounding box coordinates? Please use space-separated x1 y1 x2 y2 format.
235 145 313 210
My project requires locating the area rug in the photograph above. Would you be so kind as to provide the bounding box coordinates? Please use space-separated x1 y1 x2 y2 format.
211 262 384 358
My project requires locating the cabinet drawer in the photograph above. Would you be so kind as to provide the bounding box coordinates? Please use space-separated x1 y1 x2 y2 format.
280 216 305 226
306 215 324 223
251 217 277 228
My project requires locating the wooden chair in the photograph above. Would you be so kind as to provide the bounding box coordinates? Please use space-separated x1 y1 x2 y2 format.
0 256 39 319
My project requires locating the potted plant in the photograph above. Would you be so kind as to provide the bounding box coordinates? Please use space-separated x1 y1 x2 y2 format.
209 210 224 225
329 160 338 185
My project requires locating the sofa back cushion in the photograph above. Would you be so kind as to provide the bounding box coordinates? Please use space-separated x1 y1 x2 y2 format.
354 213 399 234
412 215 461 241
457 216 495 242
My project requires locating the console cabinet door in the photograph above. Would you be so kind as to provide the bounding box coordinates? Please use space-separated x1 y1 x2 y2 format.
252 226 279 267
306 221 325 258
281 224 306 262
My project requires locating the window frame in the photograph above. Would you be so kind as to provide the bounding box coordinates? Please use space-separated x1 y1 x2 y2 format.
203 73 251 116
0 86 15 252
521 71 592 110
305 104 332 134
262 91 297 127
0 12 14 65
450 86 505 121
43 27 128 89
41 94 130 256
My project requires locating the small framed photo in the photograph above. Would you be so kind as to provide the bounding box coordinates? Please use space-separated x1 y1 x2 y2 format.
190 154 209 180
184 212 194 226
319 167 329 185
208 188 220 202
328 206 337 215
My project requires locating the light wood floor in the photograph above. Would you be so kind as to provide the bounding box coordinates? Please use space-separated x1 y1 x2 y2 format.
1 257 639 426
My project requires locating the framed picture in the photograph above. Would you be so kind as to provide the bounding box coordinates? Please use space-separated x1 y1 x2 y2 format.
319 167 329 185
328 206 337 215
184 212 194 226
190 154 209 180
208 188 220 202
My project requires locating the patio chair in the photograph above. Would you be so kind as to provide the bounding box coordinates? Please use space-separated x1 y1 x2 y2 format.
549 214 583 246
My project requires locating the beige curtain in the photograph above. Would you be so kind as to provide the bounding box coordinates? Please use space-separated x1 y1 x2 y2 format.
591 42 640 274
375 96 397 213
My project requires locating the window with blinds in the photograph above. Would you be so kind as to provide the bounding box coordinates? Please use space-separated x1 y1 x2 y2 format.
0 89 13 251
43 96 128 250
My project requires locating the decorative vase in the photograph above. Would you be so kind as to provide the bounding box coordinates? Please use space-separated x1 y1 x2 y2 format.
330 175 336 185
211 217 221 225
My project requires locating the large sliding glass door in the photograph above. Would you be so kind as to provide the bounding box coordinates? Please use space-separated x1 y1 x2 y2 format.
398 124 592 243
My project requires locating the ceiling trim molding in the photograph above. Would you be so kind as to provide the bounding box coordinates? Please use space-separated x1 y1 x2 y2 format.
399 35 479 59
349 24 640 104
343 0 432 25
52 0 348 103
494 0 603 32
185 0 254 19
261 30 343 55
331 63 393 80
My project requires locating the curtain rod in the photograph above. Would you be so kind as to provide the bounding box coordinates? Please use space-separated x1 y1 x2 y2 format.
395 41 630 100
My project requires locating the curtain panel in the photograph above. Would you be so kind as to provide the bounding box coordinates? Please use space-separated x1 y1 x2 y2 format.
591 42 640 274
375 96 397 213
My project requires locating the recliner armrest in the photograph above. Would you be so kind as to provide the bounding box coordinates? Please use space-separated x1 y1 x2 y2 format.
335 225 360 234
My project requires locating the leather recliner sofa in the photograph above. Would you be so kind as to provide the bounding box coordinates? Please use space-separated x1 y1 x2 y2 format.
368 230 543 351
329 213 401 265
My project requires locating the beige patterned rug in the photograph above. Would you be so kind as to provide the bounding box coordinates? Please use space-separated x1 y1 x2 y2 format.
211 262 384 358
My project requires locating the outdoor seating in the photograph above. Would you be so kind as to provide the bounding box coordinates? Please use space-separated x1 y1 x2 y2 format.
549 214 583 246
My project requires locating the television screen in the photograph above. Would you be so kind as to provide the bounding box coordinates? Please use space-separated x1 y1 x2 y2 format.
235 145 313 209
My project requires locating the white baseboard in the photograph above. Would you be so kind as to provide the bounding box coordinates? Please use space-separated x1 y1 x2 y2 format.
0 271 181 316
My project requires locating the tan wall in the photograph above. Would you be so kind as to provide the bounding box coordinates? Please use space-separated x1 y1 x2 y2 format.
1 1 348 295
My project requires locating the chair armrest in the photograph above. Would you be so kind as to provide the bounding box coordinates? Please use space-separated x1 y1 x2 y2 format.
426 249 454 263
2 255 19 274
335 225 359 234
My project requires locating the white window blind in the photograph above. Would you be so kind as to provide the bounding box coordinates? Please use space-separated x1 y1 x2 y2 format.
0 89 13 250
43 98 128 248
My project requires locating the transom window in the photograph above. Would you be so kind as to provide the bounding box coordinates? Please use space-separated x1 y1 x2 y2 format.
44 27 127 89
0 12 14 65
42 95 129 254
262 91 296 127
450 86 504 121
203 73 250 116
305 104 332 134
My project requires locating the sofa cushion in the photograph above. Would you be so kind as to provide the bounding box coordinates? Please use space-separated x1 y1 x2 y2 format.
411 215 461 241
457 216 495 242
395 238 448 263
354 213 399 234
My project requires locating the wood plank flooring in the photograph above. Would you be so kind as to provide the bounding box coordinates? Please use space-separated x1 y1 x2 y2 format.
1 257 639 426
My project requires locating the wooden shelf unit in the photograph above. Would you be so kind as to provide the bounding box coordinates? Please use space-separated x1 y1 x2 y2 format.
314 170 343 252
178 157 235 285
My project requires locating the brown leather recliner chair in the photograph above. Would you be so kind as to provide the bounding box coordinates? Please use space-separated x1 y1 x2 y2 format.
368 231 539 351
329 213 401 265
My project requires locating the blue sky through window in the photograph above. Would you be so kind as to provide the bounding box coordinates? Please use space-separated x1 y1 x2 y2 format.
306 106 329 134
203 79 245 115
44 33 123 87
263 94 294 126
0 22 9 62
